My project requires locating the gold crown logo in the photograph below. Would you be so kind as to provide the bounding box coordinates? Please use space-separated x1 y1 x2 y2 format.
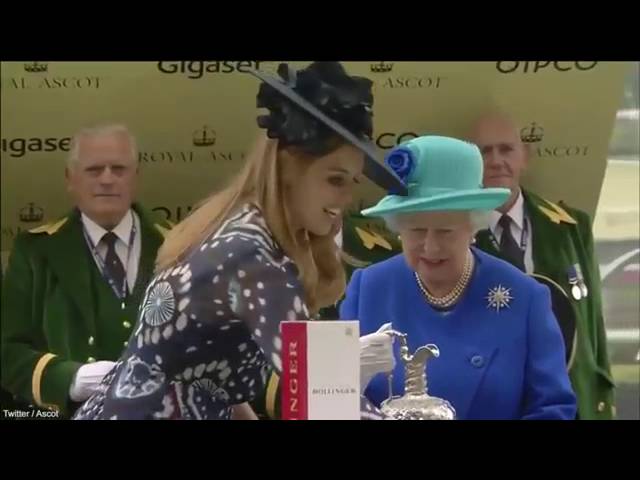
19 203 44 223
520 122 544 143
192 126 216 147
23 62 48 73
370 62 394 73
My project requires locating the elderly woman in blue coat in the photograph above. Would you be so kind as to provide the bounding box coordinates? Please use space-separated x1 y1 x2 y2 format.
340 136 577 420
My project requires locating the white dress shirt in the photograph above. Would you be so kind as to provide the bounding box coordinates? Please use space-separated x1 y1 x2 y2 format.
488 191 534 273
81 209 141 292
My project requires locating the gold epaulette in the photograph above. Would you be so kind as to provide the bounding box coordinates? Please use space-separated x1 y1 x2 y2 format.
355 226 392 251
538 199 577 225
28 218 68 235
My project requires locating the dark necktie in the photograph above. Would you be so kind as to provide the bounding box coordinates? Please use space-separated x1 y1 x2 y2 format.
498 215 525 272
102 231 127 296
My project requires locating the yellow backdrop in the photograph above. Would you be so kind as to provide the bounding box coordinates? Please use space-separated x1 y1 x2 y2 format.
0 61 630 264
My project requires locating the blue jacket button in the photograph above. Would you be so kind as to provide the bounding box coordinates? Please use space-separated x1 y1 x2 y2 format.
471 355 484 368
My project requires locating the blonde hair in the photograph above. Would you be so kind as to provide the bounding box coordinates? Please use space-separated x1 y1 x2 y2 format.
155 132 346 313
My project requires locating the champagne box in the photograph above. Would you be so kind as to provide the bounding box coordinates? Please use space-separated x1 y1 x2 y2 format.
281 321 360 420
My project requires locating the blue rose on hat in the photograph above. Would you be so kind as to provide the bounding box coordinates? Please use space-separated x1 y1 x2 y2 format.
384 147 415 194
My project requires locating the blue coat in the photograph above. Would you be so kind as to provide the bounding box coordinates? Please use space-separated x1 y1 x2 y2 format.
340 248 577 420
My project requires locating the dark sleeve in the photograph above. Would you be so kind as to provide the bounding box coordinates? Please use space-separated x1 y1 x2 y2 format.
1 235 81 414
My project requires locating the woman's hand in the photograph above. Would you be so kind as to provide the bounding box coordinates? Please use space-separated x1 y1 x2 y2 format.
359 322 396 393
231 402 259 420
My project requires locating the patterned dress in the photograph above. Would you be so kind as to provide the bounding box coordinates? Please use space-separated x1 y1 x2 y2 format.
73 204 383 420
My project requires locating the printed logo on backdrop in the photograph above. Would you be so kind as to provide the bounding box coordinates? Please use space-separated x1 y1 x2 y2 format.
369 62 446 90
1 136 71 158
194 126 243 162
152 205 194 224
370 62 395 74
138 126 245 165
496 61 599 74
193 125 216 147
521 122 590 158
157 61 269 79
375 131 420 149
0 62 105 90
1 203 45 245
19 203 45 223
374 125 590 157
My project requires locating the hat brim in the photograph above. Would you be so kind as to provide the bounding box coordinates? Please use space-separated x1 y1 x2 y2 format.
248 68 408 196
361 188 511 217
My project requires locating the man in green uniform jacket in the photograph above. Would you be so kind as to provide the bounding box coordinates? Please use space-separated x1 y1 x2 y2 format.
469 112 615 419
1 125 170 418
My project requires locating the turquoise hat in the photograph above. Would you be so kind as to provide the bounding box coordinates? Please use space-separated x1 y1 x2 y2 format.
362 136 511 217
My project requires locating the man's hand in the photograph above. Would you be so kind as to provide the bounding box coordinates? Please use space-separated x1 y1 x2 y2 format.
69 361 116 402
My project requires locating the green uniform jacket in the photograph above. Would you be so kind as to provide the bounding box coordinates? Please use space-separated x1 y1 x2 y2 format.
1 204 169 417
475 190 616 419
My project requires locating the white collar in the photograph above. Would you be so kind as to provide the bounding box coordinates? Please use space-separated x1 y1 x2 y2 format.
81 210 133 246
490 190 524 232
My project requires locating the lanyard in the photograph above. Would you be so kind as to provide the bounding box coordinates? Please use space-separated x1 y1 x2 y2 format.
487 216 529 254
82 211 136 309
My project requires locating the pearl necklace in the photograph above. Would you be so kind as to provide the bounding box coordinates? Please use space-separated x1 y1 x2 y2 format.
414 251 474 309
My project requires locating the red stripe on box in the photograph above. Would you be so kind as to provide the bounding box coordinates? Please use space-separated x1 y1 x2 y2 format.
281 322 308 420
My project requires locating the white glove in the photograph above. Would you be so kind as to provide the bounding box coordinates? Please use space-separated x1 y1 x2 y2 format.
69 361 116 402
359 322 395 393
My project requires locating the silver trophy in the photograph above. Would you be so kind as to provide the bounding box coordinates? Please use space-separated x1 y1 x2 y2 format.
380 331 456 420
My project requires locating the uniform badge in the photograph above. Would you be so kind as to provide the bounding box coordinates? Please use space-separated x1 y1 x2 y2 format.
575 263 589 298
567 264 582 300
486 284 513 312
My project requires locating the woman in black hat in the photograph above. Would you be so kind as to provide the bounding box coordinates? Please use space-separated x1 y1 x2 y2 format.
73 62 402 420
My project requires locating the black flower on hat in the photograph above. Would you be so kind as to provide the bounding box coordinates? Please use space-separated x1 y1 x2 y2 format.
256 62 374 155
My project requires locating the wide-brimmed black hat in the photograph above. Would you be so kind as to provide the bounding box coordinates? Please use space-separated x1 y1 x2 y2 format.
249 62 407 195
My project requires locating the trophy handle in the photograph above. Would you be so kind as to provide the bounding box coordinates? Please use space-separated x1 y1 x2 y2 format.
383 330 406 404
410 344 440 364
